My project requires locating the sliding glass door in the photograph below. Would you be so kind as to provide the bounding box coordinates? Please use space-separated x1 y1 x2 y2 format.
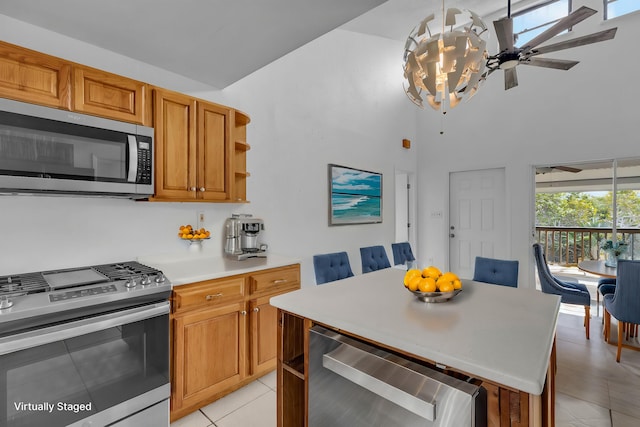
534 157 640 266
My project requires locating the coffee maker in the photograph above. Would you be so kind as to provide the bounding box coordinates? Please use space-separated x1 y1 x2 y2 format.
224 214 267 260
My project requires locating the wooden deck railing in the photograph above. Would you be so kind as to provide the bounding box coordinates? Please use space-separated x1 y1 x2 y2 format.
535 226 640 266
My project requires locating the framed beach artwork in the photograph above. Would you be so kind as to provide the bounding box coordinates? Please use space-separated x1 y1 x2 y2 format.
328 164 382 225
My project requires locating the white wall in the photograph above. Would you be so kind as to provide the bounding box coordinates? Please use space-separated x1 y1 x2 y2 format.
416 2 640 287
0 15 419 285
2 1 637 288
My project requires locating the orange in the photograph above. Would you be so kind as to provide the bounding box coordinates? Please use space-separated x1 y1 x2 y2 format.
403 269 421 286
439 282 455 293
453 279 462 289
407 276 421 292
422 266 442 279
436 273 457 291
418 277 437 293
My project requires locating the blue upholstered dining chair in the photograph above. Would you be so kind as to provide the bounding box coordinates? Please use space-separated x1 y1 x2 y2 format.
391 242 415 266
603 259 640 362
533 243 592 339
360 245 391 273
313 252 354 285
472 256 519 288
594 277 617 319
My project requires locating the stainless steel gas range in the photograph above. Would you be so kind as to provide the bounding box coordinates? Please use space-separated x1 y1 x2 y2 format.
0 261 172 427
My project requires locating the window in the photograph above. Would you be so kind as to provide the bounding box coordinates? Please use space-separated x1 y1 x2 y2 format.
512 0 571 47
535 157 640 264
605 0 640 20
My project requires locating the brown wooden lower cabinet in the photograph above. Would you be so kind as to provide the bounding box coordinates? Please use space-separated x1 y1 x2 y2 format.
170 264 300 422
276 310 556 427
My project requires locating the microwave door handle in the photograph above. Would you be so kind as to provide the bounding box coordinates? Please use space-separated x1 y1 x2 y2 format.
322 344 436 421
127 135 138 182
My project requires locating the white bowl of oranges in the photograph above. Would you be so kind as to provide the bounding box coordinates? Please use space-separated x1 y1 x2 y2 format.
403 266 462 303
178 225 211 241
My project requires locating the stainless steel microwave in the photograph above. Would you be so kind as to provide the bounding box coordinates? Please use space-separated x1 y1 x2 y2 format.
0 98 154 199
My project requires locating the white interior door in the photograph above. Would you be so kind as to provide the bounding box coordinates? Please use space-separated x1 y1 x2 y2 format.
449 168 507 279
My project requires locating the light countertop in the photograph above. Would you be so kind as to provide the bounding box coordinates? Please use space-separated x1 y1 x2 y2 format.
270 267 561 395
137 252 300 286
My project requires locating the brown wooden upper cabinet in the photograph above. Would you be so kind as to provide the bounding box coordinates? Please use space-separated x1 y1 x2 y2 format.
0 40 250 203
153 88 233 201
0 41 71 109
72 65 150 125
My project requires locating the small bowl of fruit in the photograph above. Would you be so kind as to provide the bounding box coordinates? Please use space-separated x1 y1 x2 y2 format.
403 266 462 303
178 225 211 251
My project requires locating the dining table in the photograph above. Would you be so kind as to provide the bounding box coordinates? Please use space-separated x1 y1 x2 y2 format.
577 259 617 278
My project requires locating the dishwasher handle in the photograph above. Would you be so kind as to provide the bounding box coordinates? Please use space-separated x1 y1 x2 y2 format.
322 343 436 421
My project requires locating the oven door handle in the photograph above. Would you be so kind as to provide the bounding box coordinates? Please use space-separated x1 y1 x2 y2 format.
322 343 437 421
0 301 169 355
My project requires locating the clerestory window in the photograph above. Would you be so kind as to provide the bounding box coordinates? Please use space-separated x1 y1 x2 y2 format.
512 0 571 47
604 0 640 20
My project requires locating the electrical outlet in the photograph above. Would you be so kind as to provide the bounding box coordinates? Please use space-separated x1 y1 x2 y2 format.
198 212 205 228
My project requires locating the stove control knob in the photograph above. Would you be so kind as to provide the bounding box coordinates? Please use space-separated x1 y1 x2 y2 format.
154 273 166 283
140 274 152 286
0 296 14 310
125 278 137 288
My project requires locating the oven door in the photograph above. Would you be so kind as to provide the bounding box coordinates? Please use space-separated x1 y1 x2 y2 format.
0 301 169 427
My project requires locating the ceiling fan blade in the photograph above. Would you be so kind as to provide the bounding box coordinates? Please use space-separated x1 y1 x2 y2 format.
527 27 617 56
554 166 582 173
505 67 518 90
493 17 514 51
522 57 579 70
521 6 597 53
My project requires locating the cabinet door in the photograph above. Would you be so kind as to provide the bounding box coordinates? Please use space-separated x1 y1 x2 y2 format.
154 89 197 200
0 41 71 109
249 287 298 377
73 65 149 125
249 294 279 376
197 102 232 200
172 301 247 411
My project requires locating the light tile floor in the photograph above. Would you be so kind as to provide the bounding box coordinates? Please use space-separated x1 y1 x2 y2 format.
172 270 640 427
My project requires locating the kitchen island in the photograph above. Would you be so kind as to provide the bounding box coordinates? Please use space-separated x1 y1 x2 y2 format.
270 267 561 427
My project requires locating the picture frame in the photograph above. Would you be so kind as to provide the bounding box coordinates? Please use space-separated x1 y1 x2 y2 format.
328 164 382 225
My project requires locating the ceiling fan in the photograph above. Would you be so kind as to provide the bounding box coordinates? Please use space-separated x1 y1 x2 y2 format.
486 0 618 90
536 165 583 174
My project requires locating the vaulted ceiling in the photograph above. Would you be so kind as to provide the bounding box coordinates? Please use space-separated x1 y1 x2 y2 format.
0 0 510 89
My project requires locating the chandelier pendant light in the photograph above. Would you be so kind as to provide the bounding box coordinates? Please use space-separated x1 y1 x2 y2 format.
403 1 489 113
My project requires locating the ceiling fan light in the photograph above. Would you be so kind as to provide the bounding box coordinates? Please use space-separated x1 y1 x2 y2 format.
499 59 519 70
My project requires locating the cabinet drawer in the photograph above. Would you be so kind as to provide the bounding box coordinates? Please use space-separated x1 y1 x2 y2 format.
249 265 300 295
172 277 244 312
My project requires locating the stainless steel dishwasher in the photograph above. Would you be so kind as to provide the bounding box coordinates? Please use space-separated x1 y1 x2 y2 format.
309 326 486 427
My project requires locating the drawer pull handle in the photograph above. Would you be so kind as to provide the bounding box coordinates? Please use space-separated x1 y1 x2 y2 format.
205 293 223 301
273 279 288 284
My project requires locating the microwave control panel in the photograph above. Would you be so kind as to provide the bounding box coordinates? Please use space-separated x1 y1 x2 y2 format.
137 138 152 184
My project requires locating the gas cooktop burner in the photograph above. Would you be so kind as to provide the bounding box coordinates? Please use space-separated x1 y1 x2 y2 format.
0 272 48 296
0 261 164 297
